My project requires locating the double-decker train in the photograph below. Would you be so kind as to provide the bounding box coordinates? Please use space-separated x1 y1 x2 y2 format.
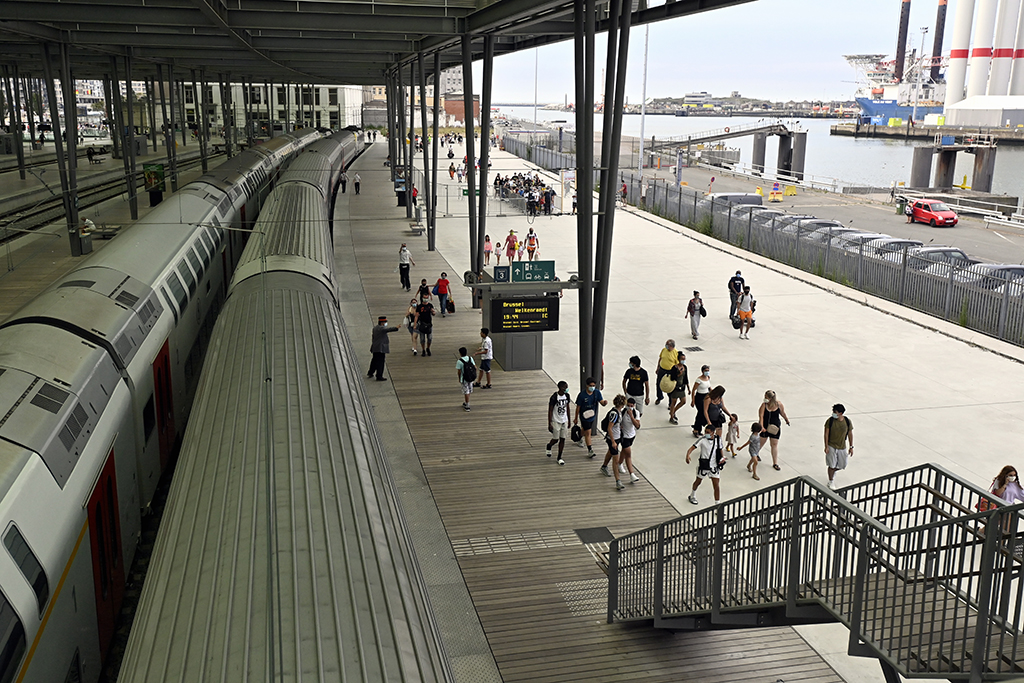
0 129 364 682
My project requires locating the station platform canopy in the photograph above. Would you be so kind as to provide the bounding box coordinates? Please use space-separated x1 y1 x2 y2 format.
0 0 752 83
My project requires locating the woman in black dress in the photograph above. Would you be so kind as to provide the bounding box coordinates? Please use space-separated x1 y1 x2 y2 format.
758 390 791 471
690 365 711 437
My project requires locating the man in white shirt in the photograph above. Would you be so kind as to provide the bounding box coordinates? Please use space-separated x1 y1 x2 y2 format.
546 381 573 465
398 243 415 291
473 327 493 389
737 285 755 340
354 173 362 194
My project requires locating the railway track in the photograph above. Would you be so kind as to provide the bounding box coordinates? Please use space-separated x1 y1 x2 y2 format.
0 152 223 245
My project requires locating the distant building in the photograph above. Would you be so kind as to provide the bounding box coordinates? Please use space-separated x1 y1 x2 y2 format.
436 66 464 96
683 92 712 105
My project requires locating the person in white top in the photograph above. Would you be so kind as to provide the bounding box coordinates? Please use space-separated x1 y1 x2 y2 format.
472 327 493 388
397 243 415 292
988 465 1024 505
737 285 755 339
545 381 573 465
613 397 642 490
353 173 362 194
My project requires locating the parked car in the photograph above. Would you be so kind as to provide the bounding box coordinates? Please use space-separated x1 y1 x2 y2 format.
779 218 845 236
886 245 974 270
921 262 1024 289
909 199 959 227
804 226 868 243
863 237 924 258
837 232 891 252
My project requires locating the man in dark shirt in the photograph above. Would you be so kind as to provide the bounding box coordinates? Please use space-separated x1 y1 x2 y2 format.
621 355 650 416
414 297 435 357
728 270 745 319
367 316 399 381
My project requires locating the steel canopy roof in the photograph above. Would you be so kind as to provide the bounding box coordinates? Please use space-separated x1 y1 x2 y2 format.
0 0 753 84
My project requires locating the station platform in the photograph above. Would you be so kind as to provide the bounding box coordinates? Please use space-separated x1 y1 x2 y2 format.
344 140 1024 683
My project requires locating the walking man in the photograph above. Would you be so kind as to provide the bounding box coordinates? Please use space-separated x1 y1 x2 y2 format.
414 296 435 356
824 403 854 489
340 170 348 193
456 348 477 411
622 355 650 415
353 172 361 194
473 327 493 389
654 340 677 406
546 381 573 465
525 228 540 261
737 285 755 340
367 316 399 381
398 243 415 291
573 377 607 458
728 270 745 319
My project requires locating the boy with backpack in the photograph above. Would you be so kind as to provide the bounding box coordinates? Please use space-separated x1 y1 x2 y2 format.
456 347 477 411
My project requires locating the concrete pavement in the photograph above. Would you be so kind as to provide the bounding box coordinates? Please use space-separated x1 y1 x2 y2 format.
404 138 1024 683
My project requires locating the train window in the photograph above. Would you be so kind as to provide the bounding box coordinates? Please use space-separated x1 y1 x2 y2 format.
0 590 25 683
193 238 210 268
199 231 215 258
166 273 188 313
3 526 48 615
186 247 204 282
143 395 155 441
177 259 197 297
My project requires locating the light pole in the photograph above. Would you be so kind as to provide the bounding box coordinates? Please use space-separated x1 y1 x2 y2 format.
911 26 929 126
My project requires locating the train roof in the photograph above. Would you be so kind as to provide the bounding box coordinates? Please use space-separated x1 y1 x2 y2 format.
119 273 448 682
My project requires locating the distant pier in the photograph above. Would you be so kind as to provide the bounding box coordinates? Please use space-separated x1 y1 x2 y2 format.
831 121 1024 145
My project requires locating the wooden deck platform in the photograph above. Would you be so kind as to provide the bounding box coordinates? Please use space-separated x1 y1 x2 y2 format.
343 142 844 683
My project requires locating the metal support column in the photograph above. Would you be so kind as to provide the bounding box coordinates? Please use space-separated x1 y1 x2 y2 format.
385 71 396 180
177 75 187 148
219 76 231 157
397 67 407 179
110 56 136 218
147 78 158 151
124 52 139 218
168 66 181 188
24 75 37 154
198 70 210 173
156 64 176 192
429 52 441 250
477 35 494 270
589 0 626 385
102 75 119 159
264 82 272 137
417 52 433 239
41 43 83 256
1 66 26 180
574 0 595 387
462 34 480 271
407 63 415 219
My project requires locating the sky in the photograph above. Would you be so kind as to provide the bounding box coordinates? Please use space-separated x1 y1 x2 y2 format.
483 0 961 103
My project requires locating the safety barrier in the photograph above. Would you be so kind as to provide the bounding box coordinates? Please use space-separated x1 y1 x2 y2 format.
609 463 1024 681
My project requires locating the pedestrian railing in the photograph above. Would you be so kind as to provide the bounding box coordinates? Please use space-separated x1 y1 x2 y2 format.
609 463 1024 681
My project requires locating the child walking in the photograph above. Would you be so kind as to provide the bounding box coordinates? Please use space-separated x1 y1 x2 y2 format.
725 413 740 457
738 422 763 480
484 235 493 265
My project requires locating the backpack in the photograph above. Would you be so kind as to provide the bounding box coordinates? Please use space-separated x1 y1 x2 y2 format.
460 358 477 384
600 409 617 434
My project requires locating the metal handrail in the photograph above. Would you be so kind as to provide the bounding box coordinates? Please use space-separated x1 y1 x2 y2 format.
608 463 1024 680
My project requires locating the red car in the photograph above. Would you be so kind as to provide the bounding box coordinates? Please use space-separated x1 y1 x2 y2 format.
909 199 959 227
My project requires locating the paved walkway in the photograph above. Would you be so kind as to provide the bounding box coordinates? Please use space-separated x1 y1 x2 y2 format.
341 142 843 683
400 136 1024 683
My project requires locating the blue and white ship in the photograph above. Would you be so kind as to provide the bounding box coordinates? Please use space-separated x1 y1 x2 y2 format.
845 54 946 124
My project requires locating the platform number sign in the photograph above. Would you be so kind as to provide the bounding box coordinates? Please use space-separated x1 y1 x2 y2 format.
494 266 510 283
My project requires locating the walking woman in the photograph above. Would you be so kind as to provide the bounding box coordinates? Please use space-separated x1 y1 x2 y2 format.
704 385 731 465
667 354 689 425
691 365 712 437
684 291 704 340
758 390 792 471
406 297 419 355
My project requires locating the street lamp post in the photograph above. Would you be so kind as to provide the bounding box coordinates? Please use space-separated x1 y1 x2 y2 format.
912 26 930 126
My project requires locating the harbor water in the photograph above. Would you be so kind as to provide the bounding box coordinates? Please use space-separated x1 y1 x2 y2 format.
498 106 1024 198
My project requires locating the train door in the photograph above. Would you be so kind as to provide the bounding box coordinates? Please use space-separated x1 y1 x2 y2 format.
87 451 125 659
152 340 175 469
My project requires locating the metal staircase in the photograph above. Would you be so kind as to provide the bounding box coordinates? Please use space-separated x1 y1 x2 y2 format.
607 464 1024 682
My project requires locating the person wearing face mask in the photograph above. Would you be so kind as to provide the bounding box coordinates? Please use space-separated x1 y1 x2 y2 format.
824 404 854 490
690 365 712 437
622 355 650 416
667 352 689 425
986 466 1024 505
573 377 608 458
686 424 726 505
